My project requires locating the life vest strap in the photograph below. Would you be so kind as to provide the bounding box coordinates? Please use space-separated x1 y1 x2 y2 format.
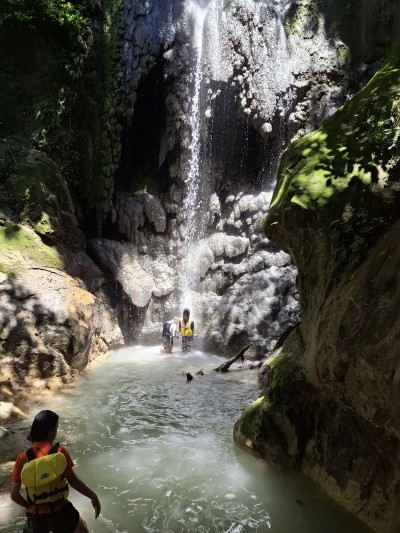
31 483 70 503
26 443 60 463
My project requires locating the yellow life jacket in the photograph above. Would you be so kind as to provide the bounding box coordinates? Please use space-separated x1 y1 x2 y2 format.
21 444 69 505
180 319 193 337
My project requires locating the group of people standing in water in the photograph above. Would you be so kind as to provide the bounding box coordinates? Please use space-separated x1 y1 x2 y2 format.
162 307 198 354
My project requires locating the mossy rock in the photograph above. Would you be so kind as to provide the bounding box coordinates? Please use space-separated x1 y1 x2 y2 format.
0 138 79 244
0 223 63 275
236 395 266 444
264 49 400 275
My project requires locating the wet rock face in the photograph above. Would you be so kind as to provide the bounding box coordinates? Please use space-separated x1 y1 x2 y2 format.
100 0 399 357
0 268 119 370
235 50 400 532
1 0 399 457
0 227 123 410
88 188 300 356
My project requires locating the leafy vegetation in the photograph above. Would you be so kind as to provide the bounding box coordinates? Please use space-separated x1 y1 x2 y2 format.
265 48 400 272
0 0 127 233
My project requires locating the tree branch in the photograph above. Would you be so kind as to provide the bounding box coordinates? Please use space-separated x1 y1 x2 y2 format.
214 342 253 372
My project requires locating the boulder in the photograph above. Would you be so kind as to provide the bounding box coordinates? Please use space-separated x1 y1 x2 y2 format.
235 51 400 532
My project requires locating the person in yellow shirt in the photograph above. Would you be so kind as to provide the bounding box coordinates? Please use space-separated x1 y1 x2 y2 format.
179 308 195 352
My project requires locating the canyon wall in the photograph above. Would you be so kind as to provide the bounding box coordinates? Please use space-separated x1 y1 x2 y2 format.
234 49 400 532
1 4 400 524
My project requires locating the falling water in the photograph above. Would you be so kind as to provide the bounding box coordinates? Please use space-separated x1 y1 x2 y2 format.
182 1 210 245
179 0 214 314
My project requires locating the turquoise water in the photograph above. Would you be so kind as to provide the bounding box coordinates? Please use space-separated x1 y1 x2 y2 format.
1 346 370 532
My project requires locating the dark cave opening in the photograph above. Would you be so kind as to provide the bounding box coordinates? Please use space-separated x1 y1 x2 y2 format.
115 59 172 198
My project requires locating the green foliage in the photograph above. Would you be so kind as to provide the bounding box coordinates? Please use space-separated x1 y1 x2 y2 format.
367 97 400 168
265 49 400 271
1 0 91 72
1 0 88 30
0 0 94 155
88 1 127 221
0 0 128 230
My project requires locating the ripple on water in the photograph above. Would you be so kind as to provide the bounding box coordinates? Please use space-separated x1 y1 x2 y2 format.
1 347 371 533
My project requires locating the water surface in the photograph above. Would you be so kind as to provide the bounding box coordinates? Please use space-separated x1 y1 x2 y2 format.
1 347 370 532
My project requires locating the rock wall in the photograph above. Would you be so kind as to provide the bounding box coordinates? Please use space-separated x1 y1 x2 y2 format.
234 49 400 532
1 1 400 511
0 142 123 453
92 0 398 356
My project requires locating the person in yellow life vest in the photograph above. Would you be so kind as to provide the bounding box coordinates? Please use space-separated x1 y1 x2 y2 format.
11 409 101 533
179 308 197 352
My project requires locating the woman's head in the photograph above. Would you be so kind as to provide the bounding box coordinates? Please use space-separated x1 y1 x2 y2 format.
28 410 59 442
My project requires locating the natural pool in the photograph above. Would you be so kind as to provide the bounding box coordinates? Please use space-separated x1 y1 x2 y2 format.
0 346 370 532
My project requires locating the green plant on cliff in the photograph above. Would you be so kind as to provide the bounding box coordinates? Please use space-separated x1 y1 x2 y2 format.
367 96 400 168
86 2 127 227
0 0 126 234
1 0 92 85
284 0 322 35
265 48 400 274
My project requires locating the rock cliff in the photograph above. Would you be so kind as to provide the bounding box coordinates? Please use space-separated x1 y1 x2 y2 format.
234 49 400 532
1 3 400 524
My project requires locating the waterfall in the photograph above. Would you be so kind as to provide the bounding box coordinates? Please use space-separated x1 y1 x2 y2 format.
179 0 214 315
182 1 211 245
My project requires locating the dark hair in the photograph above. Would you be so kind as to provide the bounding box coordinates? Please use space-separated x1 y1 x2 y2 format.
28 410 59 442
183 308 190 316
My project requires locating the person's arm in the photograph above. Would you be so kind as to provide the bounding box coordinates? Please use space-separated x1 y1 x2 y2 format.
64 468 101 518
10 481 29 509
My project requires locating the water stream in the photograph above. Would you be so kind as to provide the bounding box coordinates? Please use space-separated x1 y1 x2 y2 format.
1 347 370 533
180 1 215 315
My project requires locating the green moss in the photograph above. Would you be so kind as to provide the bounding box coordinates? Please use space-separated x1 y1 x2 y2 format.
337 44 350 67
265 49 400 269
133 187 147 197
0 139 76 239
237 396 266 442
0 223 63 274
267 53 400 217
59 334 71 353
284 0 322 35
268 353 299 410
169 160 180 177
238 354 307 442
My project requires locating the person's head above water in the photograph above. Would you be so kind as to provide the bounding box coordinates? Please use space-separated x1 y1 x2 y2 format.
183 308 190 319
28 409 59 443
